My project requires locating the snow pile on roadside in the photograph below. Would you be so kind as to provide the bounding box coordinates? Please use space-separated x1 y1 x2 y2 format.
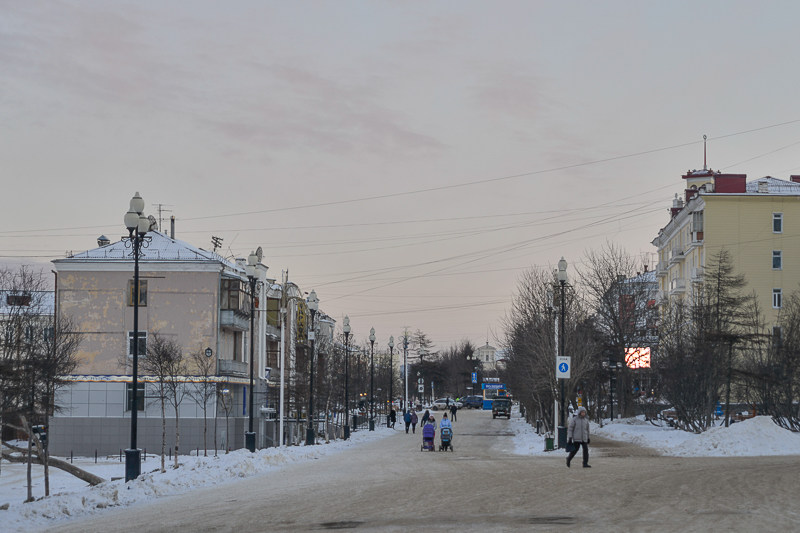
593 417 696 452
594 416 800 457
509 414 549 456
669 416 800 457
1 427 395 532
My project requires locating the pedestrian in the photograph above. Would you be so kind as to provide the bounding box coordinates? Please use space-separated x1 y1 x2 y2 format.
440 413 452 430
566 406 591 468
404 410 412 433
427 415 437 430
411 410 418 433
449 403 458 422
390 409 397 428
421 409 430 427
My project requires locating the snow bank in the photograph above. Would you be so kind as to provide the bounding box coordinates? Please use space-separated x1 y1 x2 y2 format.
593 416 800 457
0 427 394 532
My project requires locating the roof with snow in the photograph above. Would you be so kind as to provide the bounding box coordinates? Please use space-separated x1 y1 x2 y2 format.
745 176 800 195
53 231 240 271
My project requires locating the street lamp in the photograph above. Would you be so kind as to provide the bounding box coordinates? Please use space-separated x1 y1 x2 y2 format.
388 336 394 427
557 256 568 449
245 251 260 453
402 331 409 412
369 327 375 431
343 316 351 440
123 191 150 482
306 289 319 446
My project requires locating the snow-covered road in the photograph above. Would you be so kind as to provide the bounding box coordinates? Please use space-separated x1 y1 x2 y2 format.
30 409 800 532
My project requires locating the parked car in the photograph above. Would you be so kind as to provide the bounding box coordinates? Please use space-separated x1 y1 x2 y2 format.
492 398 512 419
431 398 461 410
460 395 483 409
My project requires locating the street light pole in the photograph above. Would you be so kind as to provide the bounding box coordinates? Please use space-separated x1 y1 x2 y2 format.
402 331 409 412
306 290 319 446
123 192 150 482
369 327 375 431
557 257 569 449
343 316 351 440
388 336 394 427
245 251 260 452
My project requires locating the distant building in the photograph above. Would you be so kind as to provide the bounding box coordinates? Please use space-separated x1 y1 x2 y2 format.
475 341 497 371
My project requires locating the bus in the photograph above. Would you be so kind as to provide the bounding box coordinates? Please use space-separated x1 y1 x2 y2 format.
482 383 508 410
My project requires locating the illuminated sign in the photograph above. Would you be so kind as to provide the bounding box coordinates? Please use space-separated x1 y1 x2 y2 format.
625 347 651 369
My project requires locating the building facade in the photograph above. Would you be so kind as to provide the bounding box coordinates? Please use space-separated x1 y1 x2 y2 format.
652 170 800 331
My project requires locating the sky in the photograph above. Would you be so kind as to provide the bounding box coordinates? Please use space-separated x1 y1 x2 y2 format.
4 1 800 351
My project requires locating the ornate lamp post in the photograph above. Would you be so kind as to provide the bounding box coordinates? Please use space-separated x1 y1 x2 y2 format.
306 290 319 446
557 257 568 449
343 316 351 440
369 327 375 431
123 192 150 482
388 336 394 427
245 251 260 452
402 331 409 412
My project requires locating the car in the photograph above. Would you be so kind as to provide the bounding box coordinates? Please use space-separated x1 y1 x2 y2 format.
460 395 483 409
431 398 461 411
492 398 512 419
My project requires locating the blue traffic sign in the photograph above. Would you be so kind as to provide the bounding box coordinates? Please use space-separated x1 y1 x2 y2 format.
558 362 569 373
471 372 477 383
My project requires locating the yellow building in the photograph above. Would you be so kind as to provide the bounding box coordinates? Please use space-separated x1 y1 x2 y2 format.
652 169 800 330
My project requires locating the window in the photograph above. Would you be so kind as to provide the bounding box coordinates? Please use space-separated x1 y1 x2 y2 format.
24 326 35 344
774 213 783 233
127 279 148 306
6 294 31 306
4 325 15 345
128 331 147 357
773 326 783 347
773 251 782 270
773 288 782 309
126 382 145 412
43 327 54 342
221 279 244 311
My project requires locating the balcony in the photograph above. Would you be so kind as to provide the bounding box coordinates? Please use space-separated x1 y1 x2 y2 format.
669 246 685 264
655 260 669 278
218 359 248 378
691 267 704 283
220 309 250 331
669 278 686 295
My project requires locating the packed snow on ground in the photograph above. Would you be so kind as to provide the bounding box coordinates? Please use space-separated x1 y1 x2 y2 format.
511 412 800 458
593 415 800 457
0 427 395 532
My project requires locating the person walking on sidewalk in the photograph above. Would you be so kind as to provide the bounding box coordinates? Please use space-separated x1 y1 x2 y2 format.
566 406 591 468
411 410 419 434
390 409 397 429
404 410 412 433
440 413 452 430
449 403 458 422
421 409 430 427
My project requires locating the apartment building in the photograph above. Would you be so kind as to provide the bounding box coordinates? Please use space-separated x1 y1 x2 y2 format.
652 169 800 329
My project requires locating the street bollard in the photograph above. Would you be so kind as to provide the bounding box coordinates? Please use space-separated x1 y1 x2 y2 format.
70 450 73 463
95 450 97 463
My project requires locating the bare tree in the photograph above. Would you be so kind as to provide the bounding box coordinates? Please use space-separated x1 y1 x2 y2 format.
137 333 177 473
187 349 216 456
579 243 657 417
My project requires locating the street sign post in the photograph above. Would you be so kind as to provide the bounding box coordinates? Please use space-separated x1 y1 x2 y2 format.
418 384 424 393
556 356 571 379
471 372 477 384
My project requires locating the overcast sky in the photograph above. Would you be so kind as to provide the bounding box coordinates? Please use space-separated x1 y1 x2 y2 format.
4 1 800 351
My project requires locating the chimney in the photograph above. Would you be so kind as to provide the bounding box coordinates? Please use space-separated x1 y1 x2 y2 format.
670 194 684 218
97 235 110 247
713 173 747 193
170 216 175 239
758 181 769 194
791 175 800 184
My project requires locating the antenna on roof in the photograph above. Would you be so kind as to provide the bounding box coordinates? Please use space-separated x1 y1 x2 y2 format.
703 134 707 170
211 236 223 254
152 204 173 233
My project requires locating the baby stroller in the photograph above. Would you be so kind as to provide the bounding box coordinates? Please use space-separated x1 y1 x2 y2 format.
420 424 436 451
439 427 453 452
